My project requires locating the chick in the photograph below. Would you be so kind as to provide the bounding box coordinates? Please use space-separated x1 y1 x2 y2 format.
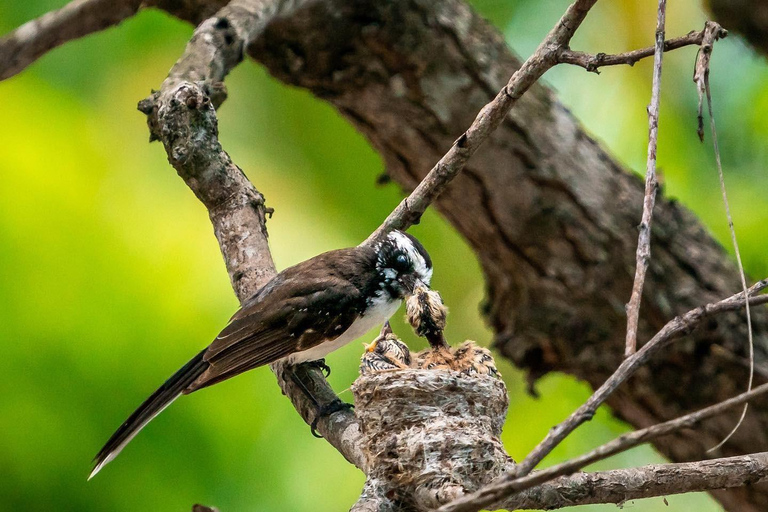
412 347 453 371
406 285 453 370
360 322 412 375
406 285 448 349
452 341 501 378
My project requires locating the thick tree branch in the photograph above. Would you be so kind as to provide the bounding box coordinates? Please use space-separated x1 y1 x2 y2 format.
0 0 238 81
137 0 368 470
505 453 768 510
0 0 142 80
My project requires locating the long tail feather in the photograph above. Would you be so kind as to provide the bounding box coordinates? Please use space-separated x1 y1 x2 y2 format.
89 349 208 479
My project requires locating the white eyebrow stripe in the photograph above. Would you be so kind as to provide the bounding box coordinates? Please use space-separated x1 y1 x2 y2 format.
387 231 432 286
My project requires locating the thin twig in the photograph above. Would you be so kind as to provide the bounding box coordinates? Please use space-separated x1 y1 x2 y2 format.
624 0 667 357
693 22 753 453
440 377 768 512
0 0 143 81
558 27 709 72
504 453 768 510
363 0 599 247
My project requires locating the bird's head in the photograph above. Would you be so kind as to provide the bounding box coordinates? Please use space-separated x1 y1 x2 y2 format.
375 230 433 299
362 322 412 368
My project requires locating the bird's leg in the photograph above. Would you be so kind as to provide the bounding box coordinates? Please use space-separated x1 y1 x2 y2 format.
287 363 353 438
310 399 354 438
303 358 331 377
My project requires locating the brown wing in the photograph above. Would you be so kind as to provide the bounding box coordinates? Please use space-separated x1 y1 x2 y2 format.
185 265 367 393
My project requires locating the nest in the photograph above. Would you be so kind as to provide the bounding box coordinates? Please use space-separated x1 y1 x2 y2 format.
352 369 512 510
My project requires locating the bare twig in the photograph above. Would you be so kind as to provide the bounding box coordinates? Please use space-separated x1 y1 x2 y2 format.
693 22 753 453
505 453 768 510
363 0 599 246
0 0 143 81
441 378 768 512
624 0 666 357
558 26 718 72
695 22 729 141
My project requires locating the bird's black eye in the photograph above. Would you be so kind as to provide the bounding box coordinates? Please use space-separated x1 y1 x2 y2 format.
394 253 409 270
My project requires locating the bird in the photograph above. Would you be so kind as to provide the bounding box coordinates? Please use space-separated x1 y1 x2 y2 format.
90 230 433 479
406 284 448 347
360 321 412 374
406 285 453 370
451 341 500 378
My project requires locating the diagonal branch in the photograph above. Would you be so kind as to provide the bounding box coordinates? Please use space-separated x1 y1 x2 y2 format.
363 0 598 246
0 0 143 81
518 280 768 473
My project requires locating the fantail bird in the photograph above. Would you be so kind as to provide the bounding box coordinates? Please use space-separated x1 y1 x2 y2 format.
90 230 433 478
360 321 412 374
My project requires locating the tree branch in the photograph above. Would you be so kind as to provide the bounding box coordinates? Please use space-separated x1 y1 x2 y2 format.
557 25 723 72
505 453 768 510
0 0 143 80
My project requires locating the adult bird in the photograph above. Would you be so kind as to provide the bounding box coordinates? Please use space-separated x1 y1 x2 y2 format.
90 230 432 478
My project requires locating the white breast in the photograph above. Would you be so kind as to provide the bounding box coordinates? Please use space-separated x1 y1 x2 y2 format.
283 295 402 365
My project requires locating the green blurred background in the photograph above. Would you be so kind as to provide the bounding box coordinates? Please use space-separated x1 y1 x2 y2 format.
1 1 766 510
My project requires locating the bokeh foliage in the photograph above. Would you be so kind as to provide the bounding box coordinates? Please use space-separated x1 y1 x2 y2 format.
0 1 765 510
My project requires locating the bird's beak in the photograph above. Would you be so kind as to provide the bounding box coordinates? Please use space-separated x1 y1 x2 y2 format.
399 275 428 296
365 339 379 353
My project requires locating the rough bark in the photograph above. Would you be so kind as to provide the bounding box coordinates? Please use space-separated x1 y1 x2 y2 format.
244 1 768 510
503 453 768 510
0 0 143 80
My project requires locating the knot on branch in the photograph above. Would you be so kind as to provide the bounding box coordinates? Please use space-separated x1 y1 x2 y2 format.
139 80 227 152
351 370 512 510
